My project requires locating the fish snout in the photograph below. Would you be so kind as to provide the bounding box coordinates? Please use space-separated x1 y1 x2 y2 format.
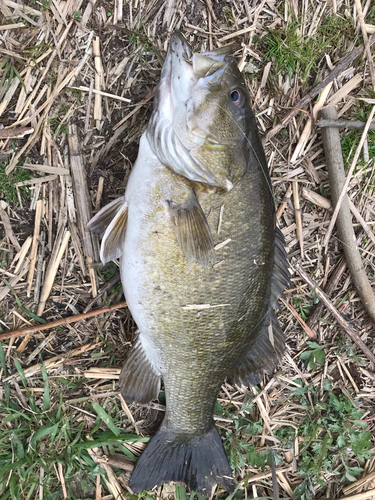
169 31 193 61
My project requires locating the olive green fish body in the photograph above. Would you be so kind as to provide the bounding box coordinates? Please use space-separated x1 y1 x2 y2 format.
122 133 274 438
88 32 289 495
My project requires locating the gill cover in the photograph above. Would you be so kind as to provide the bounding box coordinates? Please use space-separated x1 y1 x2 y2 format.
146 32 252 191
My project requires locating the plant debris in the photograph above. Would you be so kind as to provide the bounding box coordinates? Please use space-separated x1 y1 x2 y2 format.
0 1 374 499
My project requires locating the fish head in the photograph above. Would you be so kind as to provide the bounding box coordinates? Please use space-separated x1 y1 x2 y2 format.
147 32 253 191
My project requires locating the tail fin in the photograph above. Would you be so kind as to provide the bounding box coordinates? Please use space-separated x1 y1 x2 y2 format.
129 425 233 494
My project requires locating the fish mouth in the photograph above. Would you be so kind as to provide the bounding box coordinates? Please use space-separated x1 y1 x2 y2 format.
167 33 240 192
170 31 193 62
169 32 233 81
149 32 243 193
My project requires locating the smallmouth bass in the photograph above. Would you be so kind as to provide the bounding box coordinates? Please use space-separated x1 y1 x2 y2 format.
89 32 289 495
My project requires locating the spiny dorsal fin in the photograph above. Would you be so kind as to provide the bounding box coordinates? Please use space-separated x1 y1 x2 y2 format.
88 197 128 265
228 228 290 387
168 189 214 267
270 227 291 307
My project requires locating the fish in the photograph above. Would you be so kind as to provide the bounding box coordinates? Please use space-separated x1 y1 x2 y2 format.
88 31 290 495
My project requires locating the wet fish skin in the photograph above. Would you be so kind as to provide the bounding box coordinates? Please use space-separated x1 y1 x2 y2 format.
88 32 289 495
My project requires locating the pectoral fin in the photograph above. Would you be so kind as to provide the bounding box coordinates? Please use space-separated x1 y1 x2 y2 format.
88 197 125 235
88 197 128 265
168 189 214 267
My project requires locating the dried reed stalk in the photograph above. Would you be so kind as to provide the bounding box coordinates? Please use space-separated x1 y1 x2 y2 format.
320 106 375 325
295 263 375 364
12 235 32 273
0 301 127 342
68 123 99 296
37 229 71 317
5 68 77 175
27 199 43 296
337 489 375 500
302 187 331 209
327 74 362 106
347 198 375 247
354 0 375 90
276 184 292 220
292 181 303 257
0 203 20 251
92 36 102 126
290 82 332 162
307 256 346 329
281 299 316 338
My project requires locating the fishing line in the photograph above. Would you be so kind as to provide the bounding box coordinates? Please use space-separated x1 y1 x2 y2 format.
214 101 276 204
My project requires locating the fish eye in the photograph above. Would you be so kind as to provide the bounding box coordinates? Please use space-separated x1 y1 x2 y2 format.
230 89 242 106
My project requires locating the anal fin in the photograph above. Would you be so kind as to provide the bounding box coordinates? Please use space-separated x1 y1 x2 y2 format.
168 189 214 267
119 337 161 404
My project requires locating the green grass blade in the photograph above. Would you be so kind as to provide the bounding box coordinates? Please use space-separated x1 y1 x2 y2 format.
73 432 148 450
0 342 6 377
6 65 14 92
91 402 120 437
25 483 37 500
1 458 28 473
3 411 32 423
116 442 137 461
40 359 50 411
20 306 46 324
13 358 27 388
176 485 187 500
9 475 19 500
11 433 25 459
12 65 26 92
30 423 59 448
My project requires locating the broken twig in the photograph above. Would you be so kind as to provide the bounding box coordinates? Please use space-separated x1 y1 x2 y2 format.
0 301 128 342
317 118 375 131
295 263 375 365
320 106 375 325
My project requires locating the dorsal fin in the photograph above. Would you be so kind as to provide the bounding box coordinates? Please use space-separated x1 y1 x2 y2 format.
88 197 128 265
228 227 290 387
270 227 291 307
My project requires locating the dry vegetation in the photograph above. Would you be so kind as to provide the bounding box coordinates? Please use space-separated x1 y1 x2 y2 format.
0 0 375 499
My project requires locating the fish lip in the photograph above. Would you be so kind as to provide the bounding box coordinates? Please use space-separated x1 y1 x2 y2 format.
169 31 193 61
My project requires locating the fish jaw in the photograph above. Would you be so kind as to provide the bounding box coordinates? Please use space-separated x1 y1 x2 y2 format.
153 32 195 125
147 32 252 192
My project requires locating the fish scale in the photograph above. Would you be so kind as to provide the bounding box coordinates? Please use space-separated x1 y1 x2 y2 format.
88 31 290 495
